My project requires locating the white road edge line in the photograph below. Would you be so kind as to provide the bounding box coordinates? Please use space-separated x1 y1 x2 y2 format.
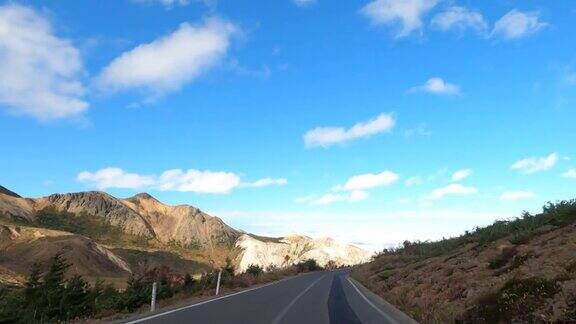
125 273 313 323
271 273 327 324
346 276 400 324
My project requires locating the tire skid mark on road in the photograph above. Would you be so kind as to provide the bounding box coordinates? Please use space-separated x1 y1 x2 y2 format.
328 274 361 324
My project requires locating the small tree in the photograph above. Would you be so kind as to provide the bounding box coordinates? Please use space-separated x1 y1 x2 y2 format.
62 275 94 320
41 253 70 321
122 276 150 312
24 262 42 310
246 264 264 277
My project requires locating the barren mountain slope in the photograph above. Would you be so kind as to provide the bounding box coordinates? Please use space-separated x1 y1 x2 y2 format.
0 190 35 222
0 189 240 249
34 191 155 238
121 193 240 248
236 234 372 272
0 224 131 282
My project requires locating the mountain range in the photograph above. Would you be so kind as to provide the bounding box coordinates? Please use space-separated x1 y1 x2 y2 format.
0 186 371 285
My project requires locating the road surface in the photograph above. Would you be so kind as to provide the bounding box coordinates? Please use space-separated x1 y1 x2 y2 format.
125 270 417 324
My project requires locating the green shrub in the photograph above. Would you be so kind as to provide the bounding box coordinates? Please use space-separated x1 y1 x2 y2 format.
295 259 322 273
509 231 533 245
376 270 395 281
246 264 264 277
122 276 151 312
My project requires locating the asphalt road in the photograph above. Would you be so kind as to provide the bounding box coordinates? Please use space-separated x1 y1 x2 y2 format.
125 270 417 324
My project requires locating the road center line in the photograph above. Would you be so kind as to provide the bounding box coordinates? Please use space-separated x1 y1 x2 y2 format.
346 276 399 324
271 273 328 324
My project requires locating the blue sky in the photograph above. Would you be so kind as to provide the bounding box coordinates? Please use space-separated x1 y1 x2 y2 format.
1 0 575 250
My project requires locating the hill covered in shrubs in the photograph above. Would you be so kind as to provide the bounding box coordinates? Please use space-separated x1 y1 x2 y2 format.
352 200 576 323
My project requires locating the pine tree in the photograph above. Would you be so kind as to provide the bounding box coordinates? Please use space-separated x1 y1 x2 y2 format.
63 275 93 320
41 253 70 321
24 262 43 321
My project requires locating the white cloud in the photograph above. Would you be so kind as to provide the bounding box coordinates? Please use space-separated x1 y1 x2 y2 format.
96 18 237 98
562 169 576 179
333 170 399 191
304 113 395 148
500 191 535 201
77 167 284 194
428 183 478 200
240 178 288 188
360 0 439 38
156 169 240 193
451 169 472 182
431 6 488 35
299 170 398 205
512 153 558 174
77 168 155 190
131 0 190 8
298 190 368 205
292 0 316 8
0 4 88 121
405 176 422 186
410 77 460 95
492 9 546 40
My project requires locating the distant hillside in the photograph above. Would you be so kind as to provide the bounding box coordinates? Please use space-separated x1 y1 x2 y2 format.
0 186 369 285
352 200 576 323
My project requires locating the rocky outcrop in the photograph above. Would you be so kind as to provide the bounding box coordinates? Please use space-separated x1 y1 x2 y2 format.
34 191 155 238
235 234 372 272
0 188 239 249
121 193 240 248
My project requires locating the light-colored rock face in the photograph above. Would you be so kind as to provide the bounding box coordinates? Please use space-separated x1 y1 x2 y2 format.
235 234 373 272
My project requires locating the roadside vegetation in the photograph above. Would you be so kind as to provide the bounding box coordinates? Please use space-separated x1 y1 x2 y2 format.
372 200 576 261
0 254 323 323
352 200 576 323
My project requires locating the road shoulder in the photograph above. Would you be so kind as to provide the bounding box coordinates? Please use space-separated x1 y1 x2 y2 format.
346 276 419 324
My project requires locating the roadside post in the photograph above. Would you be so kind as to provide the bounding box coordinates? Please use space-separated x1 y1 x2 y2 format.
150 282 157 312
215 269 222 295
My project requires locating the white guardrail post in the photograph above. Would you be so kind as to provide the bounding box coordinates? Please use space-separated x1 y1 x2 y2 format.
150 282 157 312
215 269 222 295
